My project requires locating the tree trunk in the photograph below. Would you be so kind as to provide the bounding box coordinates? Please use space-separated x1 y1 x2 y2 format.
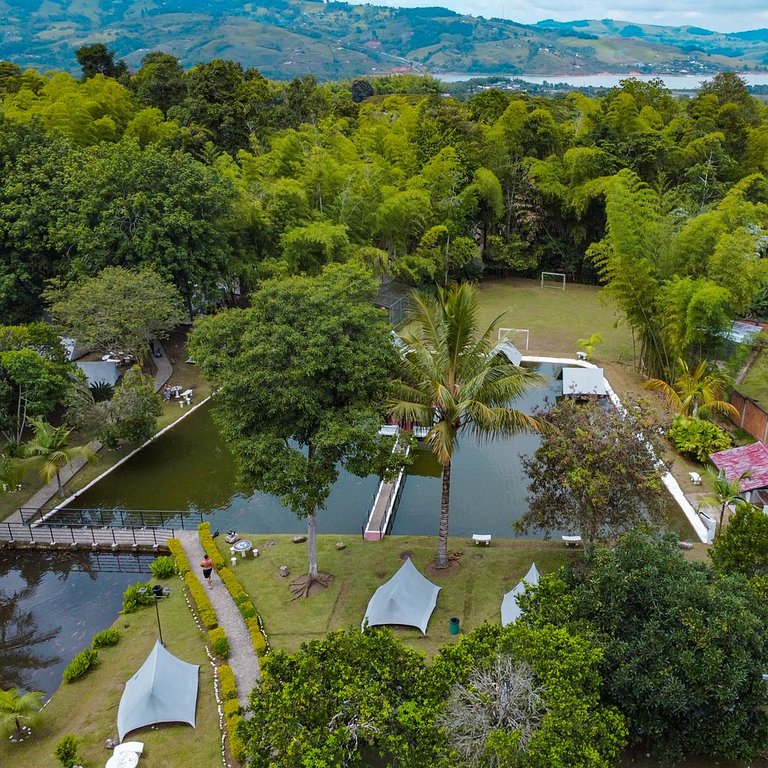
307 511 318 580
436 460 451 568
56 469 63 497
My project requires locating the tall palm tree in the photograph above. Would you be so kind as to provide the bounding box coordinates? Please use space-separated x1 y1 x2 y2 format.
20 418 98 497
643 358 738 419
388 283 544 568
0 688 45 739
706 467 750 535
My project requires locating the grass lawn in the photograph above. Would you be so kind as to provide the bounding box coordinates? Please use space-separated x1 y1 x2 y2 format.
735 346 768 411
217 534 582 658
0 583 220 768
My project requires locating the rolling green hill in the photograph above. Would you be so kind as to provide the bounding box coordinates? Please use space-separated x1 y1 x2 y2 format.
2 0 767 79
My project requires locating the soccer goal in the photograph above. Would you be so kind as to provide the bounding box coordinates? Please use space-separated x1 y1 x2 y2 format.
497 328 530 351
541 271 566 290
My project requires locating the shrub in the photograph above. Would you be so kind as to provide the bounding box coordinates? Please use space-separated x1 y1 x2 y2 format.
122 582 156 614
219 567 244 597
63 649 98 683
209 627 230 659
197 522 225 569
669 415 732 462
223 698 241 721
228 715 246 763
246 617 268 658
166 538 190 575
183 572 217 629
55 734 80 768
218 664 238 701
89 380 114 402
150 555 176 579
91 628 120 649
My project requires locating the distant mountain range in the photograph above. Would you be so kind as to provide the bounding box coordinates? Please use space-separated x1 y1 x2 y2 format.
2 0 768 80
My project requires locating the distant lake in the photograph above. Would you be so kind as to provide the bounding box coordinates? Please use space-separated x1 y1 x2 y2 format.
437 72 768 89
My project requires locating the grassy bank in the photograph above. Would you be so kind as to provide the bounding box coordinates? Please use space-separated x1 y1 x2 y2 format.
0 581 220 768
216 534 581 658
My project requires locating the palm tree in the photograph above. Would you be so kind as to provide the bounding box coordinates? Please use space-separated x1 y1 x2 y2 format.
643 358 738 419
20 418 98 497
0 688 45 739
388 283 544 568
706 468 750 535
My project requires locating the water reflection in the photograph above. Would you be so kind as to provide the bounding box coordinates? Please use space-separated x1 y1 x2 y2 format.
0 550 150 695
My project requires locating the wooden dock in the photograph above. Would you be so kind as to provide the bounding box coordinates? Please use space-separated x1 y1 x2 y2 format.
0 521 175 552
363 437 409 541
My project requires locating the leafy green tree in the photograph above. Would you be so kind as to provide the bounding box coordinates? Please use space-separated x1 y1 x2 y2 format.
389 283 542 568
280 221 351 274
132 52 186 114
517 398 667 542
709 501 768 578
643 357 738 419
241 628 437 767
523 530 768 762
431 623 628 768
19 418 97 497
106 367 162 446
0 687 45 739
47 266 185 363
75 43 127 80
190 264 398 591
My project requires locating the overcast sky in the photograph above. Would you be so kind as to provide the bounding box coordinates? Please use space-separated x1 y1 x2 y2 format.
364 0 768 33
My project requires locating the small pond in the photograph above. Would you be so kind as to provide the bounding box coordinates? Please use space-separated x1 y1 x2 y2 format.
0 549 151 695
66 363 692 539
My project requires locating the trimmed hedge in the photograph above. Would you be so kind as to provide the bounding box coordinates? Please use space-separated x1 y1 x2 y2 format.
217 566 269 657
198 522 225 570
209 627 230 659
63 648 98 683
227 715 246 764
246 617 268 658
184 572 218 629
218 664 238 701
218 566 243 597
91 628 120 649
223 698 241 721
166 538 190 576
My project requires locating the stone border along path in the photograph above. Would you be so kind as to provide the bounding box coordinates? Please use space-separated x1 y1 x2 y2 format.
177 531 261 708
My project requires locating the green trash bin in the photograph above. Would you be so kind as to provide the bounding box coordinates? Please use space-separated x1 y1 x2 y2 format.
449 617 460 636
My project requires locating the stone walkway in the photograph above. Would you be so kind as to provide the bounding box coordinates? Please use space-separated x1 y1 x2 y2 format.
177 531 260 708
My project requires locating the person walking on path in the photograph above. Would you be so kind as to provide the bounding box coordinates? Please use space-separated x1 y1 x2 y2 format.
200 553 214 587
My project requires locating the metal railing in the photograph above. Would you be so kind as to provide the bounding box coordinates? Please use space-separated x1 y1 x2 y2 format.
0 521 175 547
18 507 202 530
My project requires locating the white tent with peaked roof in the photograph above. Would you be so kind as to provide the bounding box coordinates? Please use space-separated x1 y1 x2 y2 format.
501 563 540 627
117 641 199 741
362 558 440 635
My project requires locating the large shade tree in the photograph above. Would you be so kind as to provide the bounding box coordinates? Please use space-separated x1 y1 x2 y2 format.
190 264 398 594
389 282 543 568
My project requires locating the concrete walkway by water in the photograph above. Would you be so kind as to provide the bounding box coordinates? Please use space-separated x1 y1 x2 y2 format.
177 531 260 708
11 341 174 521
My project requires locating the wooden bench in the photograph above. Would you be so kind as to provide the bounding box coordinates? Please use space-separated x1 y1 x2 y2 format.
562 535 582 548
472 534 492 546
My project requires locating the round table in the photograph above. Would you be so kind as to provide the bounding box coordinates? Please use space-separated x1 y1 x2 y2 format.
232 539 252 558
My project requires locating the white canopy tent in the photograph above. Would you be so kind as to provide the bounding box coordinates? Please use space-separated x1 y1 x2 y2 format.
501 563 540 627
117 641 199 741
362 558 440 635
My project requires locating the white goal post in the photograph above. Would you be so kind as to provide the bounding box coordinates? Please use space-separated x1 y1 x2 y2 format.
497 328 530 350
541 271 566 290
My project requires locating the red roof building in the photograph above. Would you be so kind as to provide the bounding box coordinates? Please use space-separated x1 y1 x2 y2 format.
710 442 768 493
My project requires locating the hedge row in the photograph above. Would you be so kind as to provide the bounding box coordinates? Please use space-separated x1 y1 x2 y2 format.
184 572 218 629
218 566 269 658
166 538 191 576
208 626 230 659
218 664 237 701
198 522 225 570
227 714 246 764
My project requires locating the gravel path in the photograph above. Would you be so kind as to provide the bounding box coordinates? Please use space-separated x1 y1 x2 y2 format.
177 531 260 708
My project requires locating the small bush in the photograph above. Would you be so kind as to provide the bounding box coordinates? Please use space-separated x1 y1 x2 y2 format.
228 715 246 763
197 522 225 569
223 698 241 721
246 617 268 658
219 567 244 597
89 380 114 402
55 734 80 768
669 415 732 462
91 628 120 649
209 627 230 659
218 664 237 701
150 555 176 579
122 582 156 614
166 538 190 575
63 649 98 683
184 572 218 629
